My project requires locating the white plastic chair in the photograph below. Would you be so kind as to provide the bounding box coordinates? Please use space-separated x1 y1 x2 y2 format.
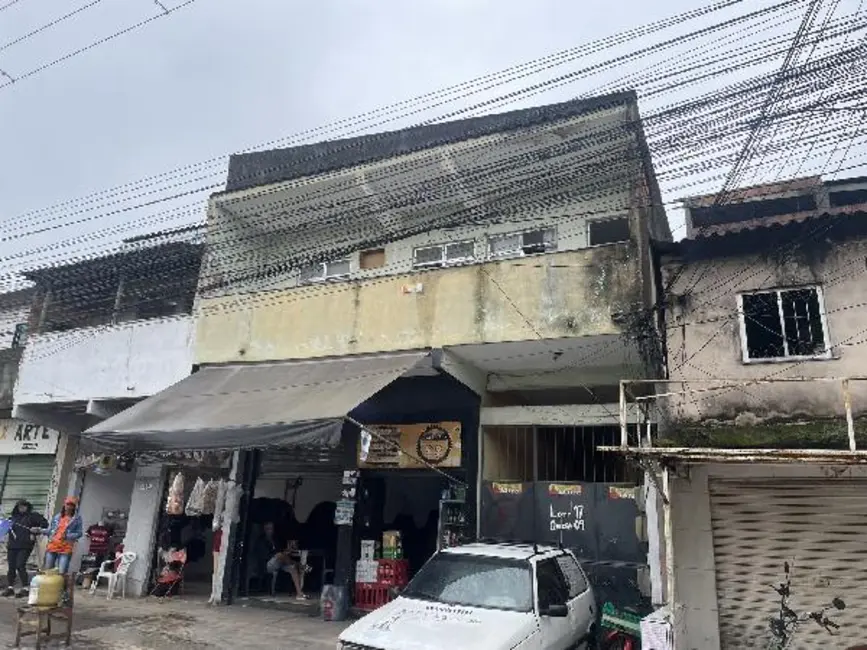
90 552 137 600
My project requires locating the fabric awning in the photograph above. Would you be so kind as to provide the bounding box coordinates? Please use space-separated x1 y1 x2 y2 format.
81 350 430 452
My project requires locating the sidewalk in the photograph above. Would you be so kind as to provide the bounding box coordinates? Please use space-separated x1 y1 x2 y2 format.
0 591 351 649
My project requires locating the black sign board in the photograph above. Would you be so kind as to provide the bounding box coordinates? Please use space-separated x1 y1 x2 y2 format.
595 484 645 564
480 481 535 542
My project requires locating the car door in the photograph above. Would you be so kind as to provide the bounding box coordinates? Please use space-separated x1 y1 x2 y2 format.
554 553 595 648
534 558 573 650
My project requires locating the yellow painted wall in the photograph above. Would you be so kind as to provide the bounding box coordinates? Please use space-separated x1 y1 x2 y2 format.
195 245 639 364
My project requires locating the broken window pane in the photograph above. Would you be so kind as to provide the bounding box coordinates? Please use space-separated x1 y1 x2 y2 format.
741 287 826 360
742 292 785 359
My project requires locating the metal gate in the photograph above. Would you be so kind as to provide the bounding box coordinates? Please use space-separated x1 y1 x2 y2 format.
0 455 55 515
710 478 867 649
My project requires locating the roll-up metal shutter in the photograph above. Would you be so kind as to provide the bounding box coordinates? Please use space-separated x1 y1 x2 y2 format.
0 455 55 516
258 446 345 480
710 478 867 649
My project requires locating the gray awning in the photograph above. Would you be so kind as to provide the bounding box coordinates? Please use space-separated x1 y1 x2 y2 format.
81 350 431 452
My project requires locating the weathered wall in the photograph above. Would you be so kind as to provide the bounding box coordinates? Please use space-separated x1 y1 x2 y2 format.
662 238 867 438
0 348 22 413
196 245 640 364
15 315 195 405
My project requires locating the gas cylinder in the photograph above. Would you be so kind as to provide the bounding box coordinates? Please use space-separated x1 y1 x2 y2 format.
27 570 65 607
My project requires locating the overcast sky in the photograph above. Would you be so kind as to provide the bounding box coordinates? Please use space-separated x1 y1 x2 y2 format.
1 0 864 284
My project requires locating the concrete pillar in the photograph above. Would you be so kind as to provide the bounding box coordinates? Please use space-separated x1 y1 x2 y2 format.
46 433 80 519
125 463 167 597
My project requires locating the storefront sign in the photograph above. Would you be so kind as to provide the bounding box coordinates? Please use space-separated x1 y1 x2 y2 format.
357 422 462 469
0 420 59 455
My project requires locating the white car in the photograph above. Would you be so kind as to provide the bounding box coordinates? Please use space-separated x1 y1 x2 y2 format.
337 542 597 650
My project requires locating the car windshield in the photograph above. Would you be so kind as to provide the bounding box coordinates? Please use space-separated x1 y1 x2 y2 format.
401 552 533 612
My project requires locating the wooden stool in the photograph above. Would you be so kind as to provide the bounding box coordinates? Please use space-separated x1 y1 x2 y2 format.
14 574 75 648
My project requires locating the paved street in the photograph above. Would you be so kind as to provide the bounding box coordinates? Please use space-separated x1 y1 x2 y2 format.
0 592 350 649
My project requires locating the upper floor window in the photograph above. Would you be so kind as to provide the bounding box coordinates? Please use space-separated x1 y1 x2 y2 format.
737 286 830 362
489 228 556 258
587 216 630 246
299 258 351 284
413 241 475 268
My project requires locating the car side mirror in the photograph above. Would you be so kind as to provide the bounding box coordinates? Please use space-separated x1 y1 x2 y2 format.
542 603 568 618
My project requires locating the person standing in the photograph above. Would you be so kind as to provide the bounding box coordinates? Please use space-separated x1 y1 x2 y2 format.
4 500 47 597
32 496 83 574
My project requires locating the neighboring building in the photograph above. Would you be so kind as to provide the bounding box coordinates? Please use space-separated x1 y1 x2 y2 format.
614 191 867 648
84 91 671 609
0 287 61 515
12 225 204 594
682 173 867 238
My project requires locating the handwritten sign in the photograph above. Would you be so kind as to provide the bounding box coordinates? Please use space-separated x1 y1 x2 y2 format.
549 502 586 532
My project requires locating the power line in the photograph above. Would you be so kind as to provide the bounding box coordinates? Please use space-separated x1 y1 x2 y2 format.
0 0 198 89
0 0 106 54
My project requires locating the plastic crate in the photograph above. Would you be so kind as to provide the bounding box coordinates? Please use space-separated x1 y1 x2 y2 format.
354 583 392 612
376 559 409 587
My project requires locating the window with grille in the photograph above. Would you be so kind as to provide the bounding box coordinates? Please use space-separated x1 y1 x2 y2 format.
738 286 830 362
488 228 556 258
299 258 351 284
412 241 475 268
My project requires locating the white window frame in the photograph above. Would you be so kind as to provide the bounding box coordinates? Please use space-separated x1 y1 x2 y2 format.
299 258 351 284
487 227 557 259
586 215 630 247
736 285 832 364
412 240 476 269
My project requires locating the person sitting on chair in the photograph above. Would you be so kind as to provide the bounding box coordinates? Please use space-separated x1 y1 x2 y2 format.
255 522 307 600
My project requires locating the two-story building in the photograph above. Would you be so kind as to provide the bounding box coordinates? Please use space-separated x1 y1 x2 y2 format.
0 287 61 515
83 91 671 609
12 225 204 594
610 176 867 649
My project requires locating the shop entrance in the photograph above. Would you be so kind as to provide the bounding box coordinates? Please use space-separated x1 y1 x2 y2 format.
149 465 230 597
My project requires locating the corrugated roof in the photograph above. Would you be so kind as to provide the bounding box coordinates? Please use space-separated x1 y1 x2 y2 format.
223 91 637 193
660 211 867 261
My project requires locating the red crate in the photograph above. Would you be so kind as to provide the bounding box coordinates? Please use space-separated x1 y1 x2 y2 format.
354 583 391 612
376 559 410 587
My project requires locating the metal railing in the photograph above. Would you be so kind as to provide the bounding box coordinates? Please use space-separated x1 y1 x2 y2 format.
619 376 867 451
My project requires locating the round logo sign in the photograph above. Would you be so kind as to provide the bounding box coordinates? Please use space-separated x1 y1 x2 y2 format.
416 425 453 465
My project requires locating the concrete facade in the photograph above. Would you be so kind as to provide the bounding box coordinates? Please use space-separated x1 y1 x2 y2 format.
197 245 640 365
661 224 867 441
15 315 195 407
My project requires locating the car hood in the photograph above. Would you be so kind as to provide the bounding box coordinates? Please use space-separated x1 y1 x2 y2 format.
339 597 537 649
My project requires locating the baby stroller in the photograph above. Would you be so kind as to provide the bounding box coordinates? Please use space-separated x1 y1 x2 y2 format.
150 548 187 598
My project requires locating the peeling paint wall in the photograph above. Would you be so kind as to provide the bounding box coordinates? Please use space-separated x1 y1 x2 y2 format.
662 238 867 435
196 245 641 364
